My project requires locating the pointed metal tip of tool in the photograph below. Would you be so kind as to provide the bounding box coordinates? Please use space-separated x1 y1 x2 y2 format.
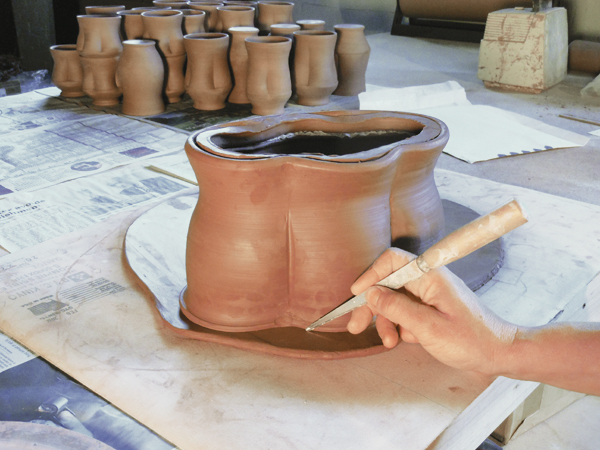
305 326 315 332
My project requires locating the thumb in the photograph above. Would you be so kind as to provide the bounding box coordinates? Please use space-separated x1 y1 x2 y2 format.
366 286 428 328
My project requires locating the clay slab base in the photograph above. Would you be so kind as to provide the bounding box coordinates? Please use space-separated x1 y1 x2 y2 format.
124 192 502 359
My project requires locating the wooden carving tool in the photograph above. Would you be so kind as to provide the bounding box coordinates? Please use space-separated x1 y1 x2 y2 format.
306 199 528 332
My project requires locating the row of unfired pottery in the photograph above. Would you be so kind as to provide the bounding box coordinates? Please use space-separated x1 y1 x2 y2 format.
50 3 370 116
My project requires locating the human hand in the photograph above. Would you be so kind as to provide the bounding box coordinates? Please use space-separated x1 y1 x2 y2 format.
346 248 518 375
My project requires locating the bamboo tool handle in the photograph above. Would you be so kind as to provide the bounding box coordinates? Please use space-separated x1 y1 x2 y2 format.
416 199 528 273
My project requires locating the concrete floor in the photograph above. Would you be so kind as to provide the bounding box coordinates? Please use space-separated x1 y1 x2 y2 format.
365 33 600 206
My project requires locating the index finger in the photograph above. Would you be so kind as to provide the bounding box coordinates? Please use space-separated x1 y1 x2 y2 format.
350 247 416 296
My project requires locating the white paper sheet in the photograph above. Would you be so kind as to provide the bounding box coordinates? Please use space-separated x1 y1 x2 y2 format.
0 332 36 373
359 82 589 163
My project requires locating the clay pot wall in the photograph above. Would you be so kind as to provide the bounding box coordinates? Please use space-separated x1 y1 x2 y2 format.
183 110 448 332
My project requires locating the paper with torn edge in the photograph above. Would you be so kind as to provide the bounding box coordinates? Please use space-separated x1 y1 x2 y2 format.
359 82 589 163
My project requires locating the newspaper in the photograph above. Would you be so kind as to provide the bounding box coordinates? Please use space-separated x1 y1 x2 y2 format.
0 163 194 253
0 113 188 196
0 331 36 373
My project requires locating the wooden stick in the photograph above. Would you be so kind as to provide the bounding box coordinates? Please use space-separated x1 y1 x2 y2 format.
558 114 600 127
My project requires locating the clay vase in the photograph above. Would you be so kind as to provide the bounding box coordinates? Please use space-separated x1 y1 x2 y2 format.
333 24 370 96
216 5 255 32
132 6 172 10
116 40 165 116
181 10 206 34
256 1 294 34
227 26 259 104
296 19 325 31
153 0 188 8
77 15 123 106
50 44 84 98
245 36 292 115
85 5 125 15
183 33 232 110
269 22 299 37
187 2 223 31
142 10 186 103
293 30 338 106
182 110 448 332
117 10 146 40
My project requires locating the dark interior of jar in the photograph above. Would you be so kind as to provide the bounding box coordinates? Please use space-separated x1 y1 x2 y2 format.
209 129 420 156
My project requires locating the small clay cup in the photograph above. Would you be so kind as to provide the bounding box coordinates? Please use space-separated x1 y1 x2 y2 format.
85 5 125 15
256 1 294 34
184 32 232 110
50 44 84 97
296 19 325 30
245 35 292 115
216 5 255 32
117 10 146 40
181 9 206 34
187 2 224 31
153 0 189 8
333 24 370 96
227 26 259 104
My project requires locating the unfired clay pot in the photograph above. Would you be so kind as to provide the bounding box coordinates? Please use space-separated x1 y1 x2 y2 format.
116 39 165 116
182 110 448 332
245 35 292 115
296 19 325 31
142 10 186 103
256 1 294 34
227 26 259 104
77 14 123 106
153 0 188 8
50 44 84 98
269 22 300 37
85 5 125 15
181 9 206 34
117 10 146 40
293 30 338 106
187 2 223 31
184 32 232 110
333 24 370 96
216 5 255 31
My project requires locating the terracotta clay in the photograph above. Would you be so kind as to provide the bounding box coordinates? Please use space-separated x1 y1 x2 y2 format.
187 2 224 31
227 26 259 104
77 14 123 106
296 19 325 31
181 9 206 34
116 39 165 116
216 5 255 32
245 35 292 115
184 32 232 110
85 5 125 15
142 10 186 103
131 6 172 10
293 30 338 106
50 44 84 97
269 22 300 37
152 0 189 8
568 40 600 74
256 1 294 34
333 24 370 96
182 110 448 333
117 10 146 40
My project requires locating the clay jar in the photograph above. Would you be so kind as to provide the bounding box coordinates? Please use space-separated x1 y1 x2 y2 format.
152 0 188 8
184 33 232 110
142 10 186 103
85 5 125 15
245 35 292 115
77 14 123 106
333 24 370 96
216 5 255 32
50 44 84 98
116 40 165 116
269 22 299 37
187 2 223 31
182 110 448 332
297 19 325 31
293 30 338 106
117 10 146 39
227 26 259 104
256 1 294 34
181 10 206 34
